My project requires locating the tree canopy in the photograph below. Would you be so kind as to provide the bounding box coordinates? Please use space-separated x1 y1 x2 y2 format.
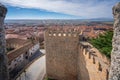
89 31 113 58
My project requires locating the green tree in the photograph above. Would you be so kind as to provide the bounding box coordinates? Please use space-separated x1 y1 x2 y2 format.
89 31 113 58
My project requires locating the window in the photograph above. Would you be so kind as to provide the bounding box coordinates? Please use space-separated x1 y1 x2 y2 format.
25 56 28 59
9 68 12 71
15 64 17 67
8 63 11 65
14 59 16 62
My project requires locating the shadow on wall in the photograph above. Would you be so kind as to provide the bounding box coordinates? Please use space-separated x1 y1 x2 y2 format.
78 45 90 80
79 42 110 80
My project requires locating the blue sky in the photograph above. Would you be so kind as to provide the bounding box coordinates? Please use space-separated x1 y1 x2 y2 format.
6 6 81 19
0 0 119 19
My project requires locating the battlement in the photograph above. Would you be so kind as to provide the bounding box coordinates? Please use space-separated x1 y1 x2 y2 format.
45 28 110 80
79 42 110 80
45 29 81 37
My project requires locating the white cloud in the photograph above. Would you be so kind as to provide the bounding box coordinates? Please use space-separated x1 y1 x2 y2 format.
0 0 118 18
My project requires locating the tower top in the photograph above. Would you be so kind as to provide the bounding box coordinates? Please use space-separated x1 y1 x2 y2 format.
45 28 81 37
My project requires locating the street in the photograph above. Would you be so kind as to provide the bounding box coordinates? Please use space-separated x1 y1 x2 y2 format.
16 55 46 80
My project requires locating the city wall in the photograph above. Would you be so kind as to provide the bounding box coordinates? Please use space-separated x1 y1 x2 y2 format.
45 30 110 80
79 42 110 80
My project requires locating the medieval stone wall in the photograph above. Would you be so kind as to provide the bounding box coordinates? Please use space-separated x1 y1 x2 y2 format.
109 2 120 80
0 3 9 80
79 42 110 80
45 30 79 80
45 29 110 80
78 43 90 80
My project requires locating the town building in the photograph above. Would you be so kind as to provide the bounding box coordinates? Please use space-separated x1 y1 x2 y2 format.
6 38 40 79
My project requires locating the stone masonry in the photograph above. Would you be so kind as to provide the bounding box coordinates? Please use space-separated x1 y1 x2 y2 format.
109 2 120 80
45 30 79 80
0 3 9 80
45 29 110 80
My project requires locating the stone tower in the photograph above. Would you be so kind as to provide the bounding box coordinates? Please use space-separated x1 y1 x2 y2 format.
109 2 120 80
0 3 9 80
45 30 79 80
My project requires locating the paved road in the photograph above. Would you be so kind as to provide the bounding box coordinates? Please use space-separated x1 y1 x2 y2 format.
16 56 46 80
40 49 45 54
29 50 42 61
10 50 42 79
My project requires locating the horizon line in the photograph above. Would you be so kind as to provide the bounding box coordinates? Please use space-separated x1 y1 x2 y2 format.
5 18 114 20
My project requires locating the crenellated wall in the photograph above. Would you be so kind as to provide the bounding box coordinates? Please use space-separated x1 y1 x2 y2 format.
79 42 110 80
45 30 79 37
78 43 90 80
45 30 110 80
45 30 79 80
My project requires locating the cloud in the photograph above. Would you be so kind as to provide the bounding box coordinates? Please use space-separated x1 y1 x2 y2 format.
0 0 119 18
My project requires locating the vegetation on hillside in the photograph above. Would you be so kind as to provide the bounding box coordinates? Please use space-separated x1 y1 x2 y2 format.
89 31 113 58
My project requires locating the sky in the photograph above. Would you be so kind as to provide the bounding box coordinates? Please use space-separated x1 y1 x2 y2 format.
0 0 119 19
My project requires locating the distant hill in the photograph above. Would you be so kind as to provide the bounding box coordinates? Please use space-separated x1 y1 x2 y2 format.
88 18 113 21
5 18 113 25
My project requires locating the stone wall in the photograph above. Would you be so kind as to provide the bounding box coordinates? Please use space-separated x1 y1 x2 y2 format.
78 43 90 80
45 30 110 80
79 42 110 80
45 30 79 80
109 2 120 80
0 3 9 80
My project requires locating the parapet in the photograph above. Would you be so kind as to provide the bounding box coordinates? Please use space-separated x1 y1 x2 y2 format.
0 3 7 17
80 42 110 80
45 29 80 37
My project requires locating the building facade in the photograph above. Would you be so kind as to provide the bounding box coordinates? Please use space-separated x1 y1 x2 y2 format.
6 38 40 78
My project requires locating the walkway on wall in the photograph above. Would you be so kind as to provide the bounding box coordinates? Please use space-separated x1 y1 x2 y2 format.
81 42 110 80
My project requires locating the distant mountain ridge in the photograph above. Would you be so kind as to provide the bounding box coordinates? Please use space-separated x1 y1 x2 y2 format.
5 18 113 24
87 18 113 21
